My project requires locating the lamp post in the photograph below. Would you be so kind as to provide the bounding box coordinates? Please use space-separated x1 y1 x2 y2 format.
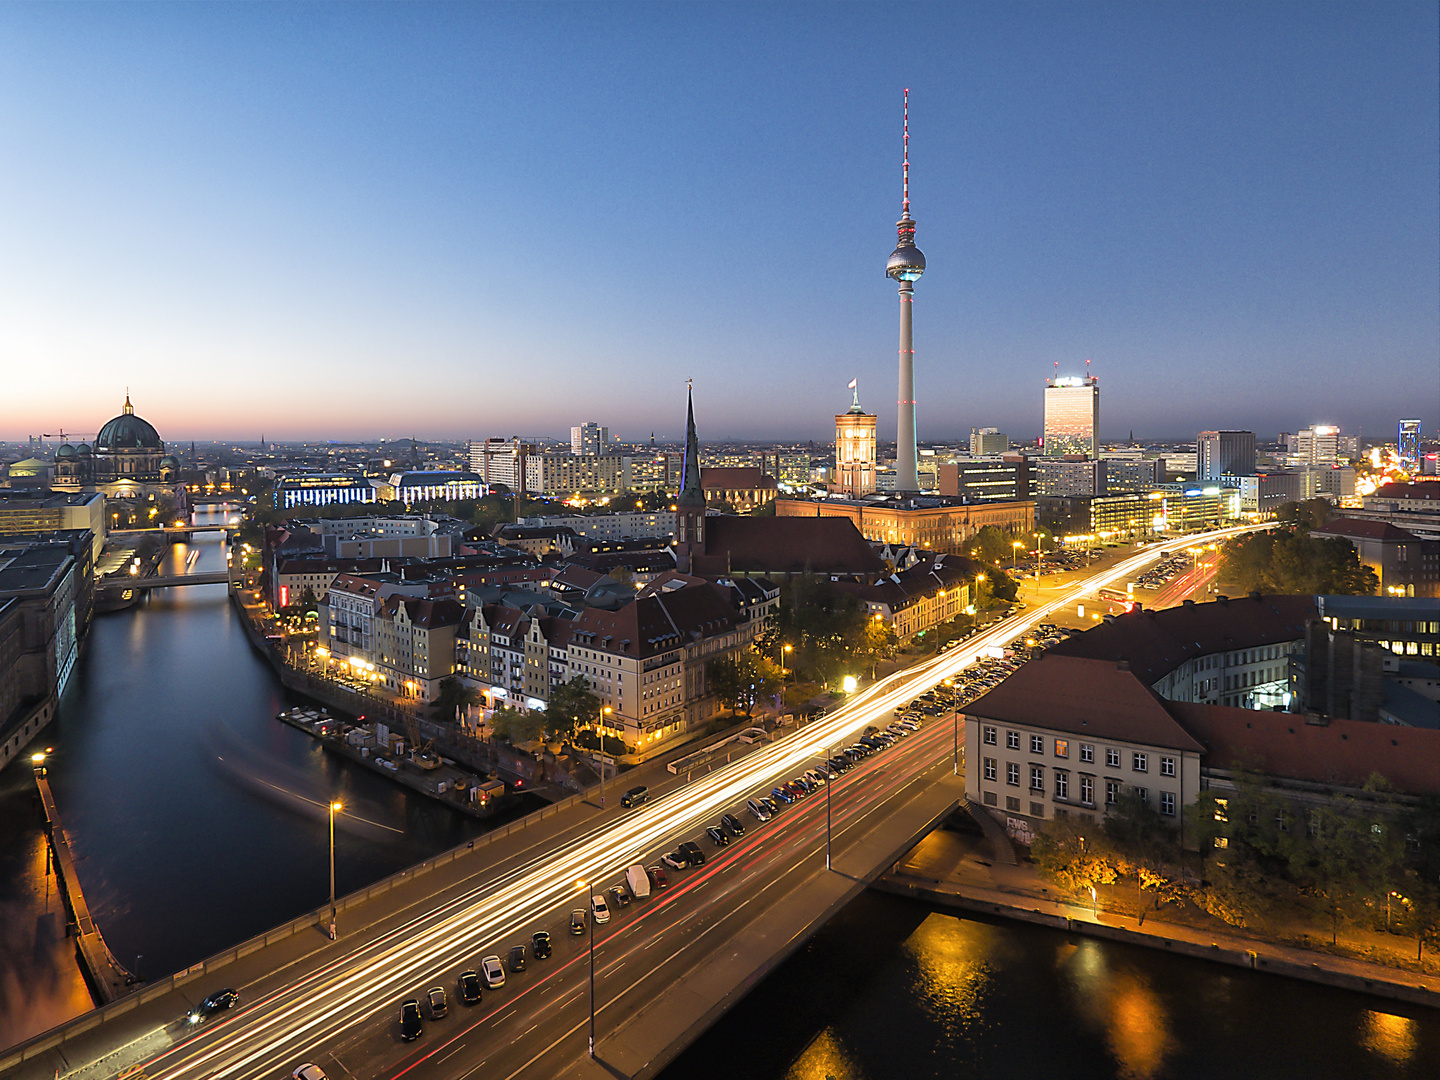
781 642 793 685
945 679 959 775
599 707 612 809
577 879 596 1057
328 801 342 940
822 748 834 870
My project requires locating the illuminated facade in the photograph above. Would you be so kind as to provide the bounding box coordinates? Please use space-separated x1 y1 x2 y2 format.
1398 420 1421 466
1043 377 1100 458
886 90 925 493
777 496 1034 554
1197 430 1256 480
834 384 878 497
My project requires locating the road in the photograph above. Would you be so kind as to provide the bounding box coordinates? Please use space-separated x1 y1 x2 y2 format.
22 523 1267 1080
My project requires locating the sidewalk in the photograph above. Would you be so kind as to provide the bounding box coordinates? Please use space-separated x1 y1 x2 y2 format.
877 829 1440 1009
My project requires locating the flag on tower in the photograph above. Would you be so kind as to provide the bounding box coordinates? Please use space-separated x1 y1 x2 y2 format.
848 378 857 389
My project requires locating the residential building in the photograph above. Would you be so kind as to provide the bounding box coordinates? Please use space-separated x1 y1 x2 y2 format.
524 453 631 496
834 389 878 497
1043 376 1100 459
970 428 1009 455
1197 431 1256 481
627 453 673 493
373 596 466 701
1314 594 1440 659
837 554 973 642
519 511 677 542
571 423 611 456
492 524 581 558
468 438 540 492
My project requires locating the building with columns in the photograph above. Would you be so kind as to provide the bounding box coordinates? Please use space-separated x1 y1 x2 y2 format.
834 383 878 497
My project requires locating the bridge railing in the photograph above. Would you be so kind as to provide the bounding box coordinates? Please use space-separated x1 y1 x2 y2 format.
0 777 600 1074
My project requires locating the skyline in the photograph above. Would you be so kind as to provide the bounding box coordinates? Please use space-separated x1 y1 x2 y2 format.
2 3 1436 443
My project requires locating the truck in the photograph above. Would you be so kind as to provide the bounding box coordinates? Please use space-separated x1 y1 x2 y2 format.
625 863 651 900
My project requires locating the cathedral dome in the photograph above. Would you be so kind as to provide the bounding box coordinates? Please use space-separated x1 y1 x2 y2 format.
56 443 77 460
77 443 92 456
96 395 162 451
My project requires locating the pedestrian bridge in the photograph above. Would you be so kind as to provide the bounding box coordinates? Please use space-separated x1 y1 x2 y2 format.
95 571 230 594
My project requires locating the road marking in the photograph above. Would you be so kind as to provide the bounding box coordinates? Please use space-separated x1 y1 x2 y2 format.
603 961 625 977
643 935 663 949
522 1024 537 1036
436 1046 465 1064
490 1009 514 1025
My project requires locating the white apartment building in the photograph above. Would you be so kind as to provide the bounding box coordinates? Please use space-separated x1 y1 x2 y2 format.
524 454 632 496
519 511 677 541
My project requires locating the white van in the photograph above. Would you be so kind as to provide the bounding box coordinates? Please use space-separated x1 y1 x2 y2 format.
625 863 651 899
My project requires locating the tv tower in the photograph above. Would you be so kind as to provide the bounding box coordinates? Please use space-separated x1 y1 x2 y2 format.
886 89 926 493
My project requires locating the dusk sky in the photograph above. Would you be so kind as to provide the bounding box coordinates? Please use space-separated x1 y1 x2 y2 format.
1 2 1435 445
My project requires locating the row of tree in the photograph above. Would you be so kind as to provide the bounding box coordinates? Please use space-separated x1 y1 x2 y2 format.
1217 499 1377 595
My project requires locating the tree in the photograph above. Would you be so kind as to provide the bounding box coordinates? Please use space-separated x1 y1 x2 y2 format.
1218 530 1377 596
1031 818 1120 894
1276 498 1335 531
709 650 776 716
490 704 545 744
434 677 479 719
545 676 601 742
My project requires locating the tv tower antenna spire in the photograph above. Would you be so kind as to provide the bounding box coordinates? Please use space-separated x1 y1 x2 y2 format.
886 89 925 493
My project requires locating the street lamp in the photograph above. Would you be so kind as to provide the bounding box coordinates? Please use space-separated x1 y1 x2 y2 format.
599 707 612 809
577 878 596 1057
822 748 834 870
1011 540 1024 571
328 801 342 940
944 678 959 775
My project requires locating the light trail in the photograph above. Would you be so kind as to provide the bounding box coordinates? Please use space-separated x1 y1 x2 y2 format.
126 525 1266 1080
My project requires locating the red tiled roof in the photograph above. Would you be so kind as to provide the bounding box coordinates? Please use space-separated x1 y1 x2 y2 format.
701 467 776 491
1372 482 1440 502
1312 518 1421 543
701 516 883 577
1049 595 1317 684
1171 703 1440 795
964 654 1206 753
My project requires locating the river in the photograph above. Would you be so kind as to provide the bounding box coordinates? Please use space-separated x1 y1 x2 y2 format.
1 516 1437 1073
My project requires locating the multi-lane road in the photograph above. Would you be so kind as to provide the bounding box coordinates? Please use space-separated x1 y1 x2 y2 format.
25 523 1266 1080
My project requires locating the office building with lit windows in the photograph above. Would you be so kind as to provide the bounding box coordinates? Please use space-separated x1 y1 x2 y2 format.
1399 420 1421 466
1197 430 1256 480
1043 376 1100 458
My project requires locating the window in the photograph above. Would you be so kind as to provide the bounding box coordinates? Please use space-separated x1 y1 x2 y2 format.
1006 730 1020 750
1106 748 1120 769
1161 756 1176 778
1030 734 1044 754
983 790 997 806
1160 791 1175 816
1055 739 1069 759
1030 802 1046 818
1105 780 1120 805
1133 752 1148 773
1006 762 1020 786
983 757 997 782
1054 770 1069 800
1006 796 1021 811
1080 775 1094 805
1080 743 1094 763
983 725 997 745
1030 764 1045 792
1134 787 1148 806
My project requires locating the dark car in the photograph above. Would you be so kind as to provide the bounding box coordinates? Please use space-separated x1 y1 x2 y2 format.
532 931 552 960
706 825 730 846
570 909 586 935
721 812 745 837
771 786 795 804
458 970 483 1006
646 864 670 889
426 986 448 1020
508 945 527 972
679 840 706 866
400 999 423 1042
607 885 631 909
759 796 778 815
188 988 239 1024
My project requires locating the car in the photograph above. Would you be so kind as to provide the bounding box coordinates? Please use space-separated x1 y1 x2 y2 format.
706 825 730 846
570 909 586 935
771 786 795 805
805 769 829 784
759 796 778 814
188 988 239 1024
293 1065 327 1080
532 931 552 959
481 954 506 988
662 849 689 869
458 969 483 1005
721 812 746 837
590 893 611 924
399 999 423 1041
620 785 649 808
426 986 448 1019
608 885 631 909
646 864 669 889
746 798 771 822
679 840 706 866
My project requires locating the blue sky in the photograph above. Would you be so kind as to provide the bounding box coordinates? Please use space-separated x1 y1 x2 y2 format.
1 2 1435 444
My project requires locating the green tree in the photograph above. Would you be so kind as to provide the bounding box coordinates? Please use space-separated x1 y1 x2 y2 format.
1276 498 1335 531
1031 817 1120 894
545 676 601 742
709 650 776 716
490 704 545 744
434 677 479 719
1219 530 1377 596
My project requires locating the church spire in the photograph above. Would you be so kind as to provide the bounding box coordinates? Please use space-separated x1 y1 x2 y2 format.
122 389 134 416
678 381 704 508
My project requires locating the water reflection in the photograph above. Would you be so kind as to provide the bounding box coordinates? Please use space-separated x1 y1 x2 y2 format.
1364 1010 1417 1067
1062 939 1174 1078
786 1029 864 1080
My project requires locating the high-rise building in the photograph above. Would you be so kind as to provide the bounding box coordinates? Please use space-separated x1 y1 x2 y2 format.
1197 430 1257 480
1036 458 1106 497
570 422 610 456
834 382 878 497
468 437 537 492
1043 376 1100 458
969 428 1009 455
886 90 925 493
1399 419 1421 466
1293 425 1342 466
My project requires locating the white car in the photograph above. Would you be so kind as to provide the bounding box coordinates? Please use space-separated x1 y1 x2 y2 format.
480 954 506 989
590 893 611 924
293 1067 327 1080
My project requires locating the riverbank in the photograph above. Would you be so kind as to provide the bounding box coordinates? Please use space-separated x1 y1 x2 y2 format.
879 825 1440 1009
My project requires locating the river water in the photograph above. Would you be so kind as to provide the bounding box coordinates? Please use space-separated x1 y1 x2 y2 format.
2 516 1438 1073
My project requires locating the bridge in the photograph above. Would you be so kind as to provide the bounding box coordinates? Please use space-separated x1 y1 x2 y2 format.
109 526 230 540
0 525 1267 1080
95 571 231 596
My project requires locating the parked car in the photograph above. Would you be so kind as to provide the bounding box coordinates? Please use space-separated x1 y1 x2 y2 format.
746 798 771 822
399 999 423 1042
771 786 795 805
481 955 506 988
607 885 630 910
532 931 552 960
292 1067 326 1080
188 988 239 1024
458 970 483 1005
424 986 448 1020
646 864 670 889
508 945 527 972
679 841 706 866
721 812 746 837
758 796 778 815
626 863 652 898
570 909 586 935
662 850 688 870
590 894 611 924
706 825 730 846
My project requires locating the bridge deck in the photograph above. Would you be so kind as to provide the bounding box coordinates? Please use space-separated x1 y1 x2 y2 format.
96 571 230 592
